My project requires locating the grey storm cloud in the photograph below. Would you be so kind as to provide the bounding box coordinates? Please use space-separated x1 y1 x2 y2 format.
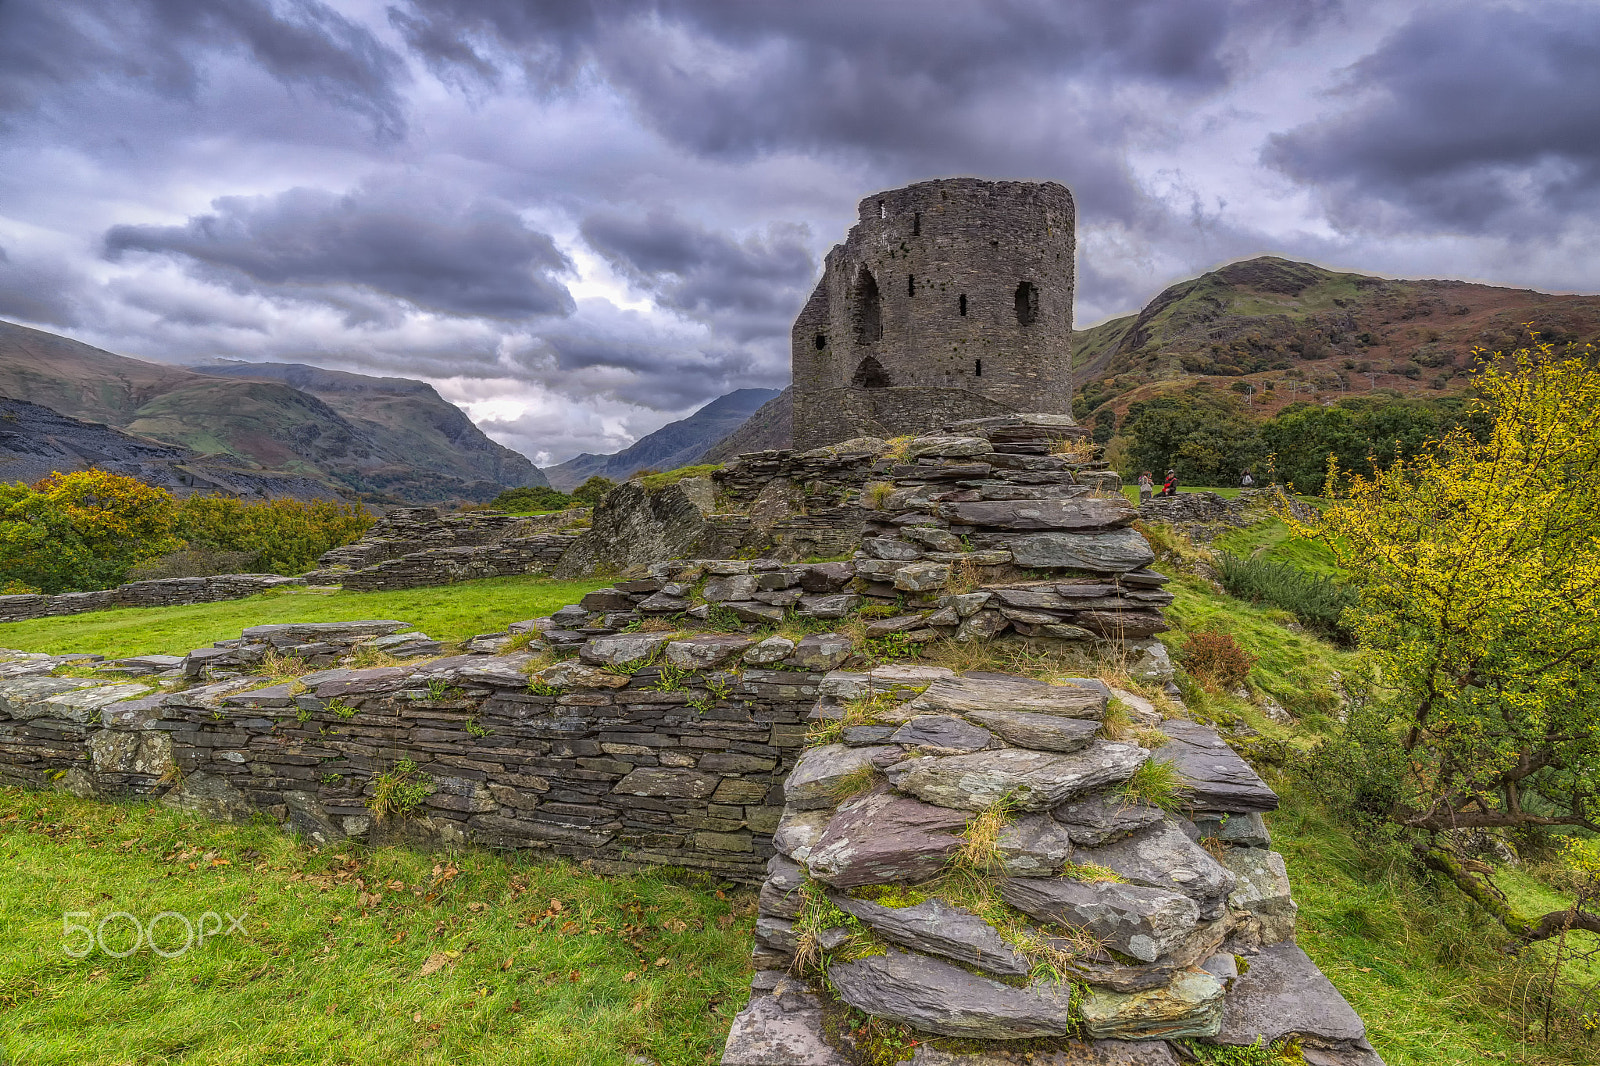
392 0 1340 167
580 210 816 341
103 184 576 320
0 0 407 135
1266 2 1600 235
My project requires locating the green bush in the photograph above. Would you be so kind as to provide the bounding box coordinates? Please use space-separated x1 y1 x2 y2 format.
1216 551 1357 645
483 485 576 512
572 476 618 507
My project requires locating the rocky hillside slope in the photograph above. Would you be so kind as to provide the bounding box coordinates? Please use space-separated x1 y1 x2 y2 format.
0 320 546 503
0 397 336 499
545 387 780 489
1071 255 1600 423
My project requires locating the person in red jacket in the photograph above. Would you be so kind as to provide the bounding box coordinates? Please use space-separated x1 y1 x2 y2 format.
1161 468 1177 496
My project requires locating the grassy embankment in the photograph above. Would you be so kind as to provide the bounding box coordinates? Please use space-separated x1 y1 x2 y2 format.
1154 522 1599 1064
0 575 608 660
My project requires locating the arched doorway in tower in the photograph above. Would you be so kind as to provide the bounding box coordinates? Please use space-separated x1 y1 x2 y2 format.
851 355 892 389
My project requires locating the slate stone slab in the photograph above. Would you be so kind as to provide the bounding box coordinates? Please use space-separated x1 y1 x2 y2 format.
1008 530 1156 573
787 634 853 671
1075 610 1169 639
806 788 967 888
884 742 1147 812
772 808 833 862
830 893 1031 977
1192 812 1271 848
911 1040 1179 1064
745 636 797 665
0 677 146 723
1207 942 1370 1050
935 498 1137 531
613 768 718 799
784 744 899 810
961 708 1099 752
911 675 1105 720
797 593 860 619
1221 848 1297 944
665 635 755 669
1000 877 1199 963
760 856 806 919
890 715 994 752
827 949 1078 1039
1080 969 1226 1040
721 992 852 1065
1074 822 1237 921
994 813 1076 876
1154 721 1279 813
1053 794 1166 846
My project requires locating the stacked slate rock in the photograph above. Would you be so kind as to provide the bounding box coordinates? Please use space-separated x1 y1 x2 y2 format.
838 418 1172 660
723 670 1385 1065
333 533 581 592
180 621 443 680
526 564 861 652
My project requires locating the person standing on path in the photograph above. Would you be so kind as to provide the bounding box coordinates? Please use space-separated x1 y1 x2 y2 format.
1137 471 1154 505
1161 469 1177 497
1241 469 1255 488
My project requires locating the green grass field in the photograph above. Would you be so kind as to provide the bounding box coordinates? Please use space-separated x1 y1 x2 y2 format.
0 575 608 660
0 790 755 1065
1120 485 1244 504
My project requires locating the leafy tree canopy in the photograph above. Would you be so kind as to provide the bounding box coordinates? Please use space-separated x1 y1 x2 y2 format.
1292 343 1600 942
0 471 372 593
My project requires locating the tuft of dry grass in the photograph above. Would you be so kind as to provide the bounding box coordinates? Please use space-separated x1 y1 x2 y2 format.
1050 436 1099 462
946 556 981 594
258 648 311 682
958 795 1015 876
826 764 883 802
862 481 896 510
881 436 916 462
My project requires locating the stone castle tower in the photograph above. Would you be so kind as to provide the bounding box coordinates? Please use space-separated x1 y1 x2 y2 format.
790 177 1075 450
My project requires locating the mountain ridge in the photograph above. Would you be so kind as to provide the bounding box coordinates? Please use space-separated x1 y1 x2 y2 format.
544 387 781 490
0 320 547 503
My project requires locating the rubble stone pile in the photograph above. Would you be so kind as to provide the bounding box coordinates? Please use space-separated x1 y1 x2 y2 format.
723 671 1385 1065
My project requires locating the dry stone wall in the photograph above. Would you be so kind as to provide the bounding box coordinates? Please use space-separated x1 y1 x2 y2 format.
0 573 305 624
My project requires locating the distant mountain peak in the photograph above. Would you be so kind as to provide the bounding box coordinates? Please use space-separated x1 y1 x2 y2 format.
544 387 782 490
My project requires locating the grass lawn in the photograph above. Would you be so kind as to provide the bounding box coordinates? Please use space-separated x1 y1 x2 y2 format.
0 790 756 1066
0 575 608 660
1212 515 1345 577
1119 485 1243 504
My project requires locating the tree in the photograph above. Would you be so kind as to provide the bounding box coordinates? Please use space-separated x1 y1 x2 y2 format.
0 470 180 592
1292 343 1600 942
1261 397 1467 494
572 476 618 507
1121 387 1261 486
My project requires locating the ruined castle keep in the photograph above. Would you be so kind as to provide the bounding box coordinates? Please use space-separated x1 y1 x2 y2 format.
791 178 1076 450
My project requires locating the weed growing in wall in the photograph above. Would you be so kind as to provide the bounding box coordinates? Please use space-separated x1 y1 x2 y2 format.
367 759 435 820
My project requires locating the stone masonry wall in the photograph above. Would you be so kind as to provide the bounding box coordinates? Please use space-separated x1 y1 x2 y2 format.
0 573 305 624
792 178 1076 450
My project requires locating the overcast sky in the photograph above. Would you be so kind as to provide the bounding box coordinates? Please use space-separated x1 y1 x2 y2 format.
2 1 1596 465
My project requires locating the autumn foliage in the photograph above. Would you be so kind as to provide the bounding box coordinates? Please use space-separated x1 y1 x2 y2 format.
0 471 372 594
1292 341 1600 942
